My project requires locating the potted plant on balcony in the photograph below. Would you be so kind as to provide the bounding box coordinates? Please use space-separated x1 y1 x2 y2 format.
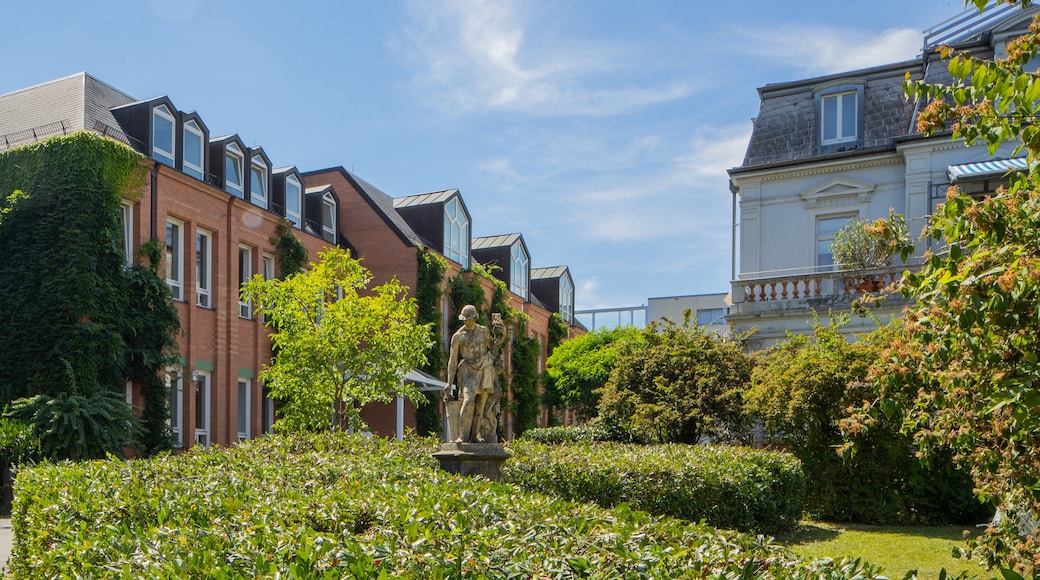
831 214 910 292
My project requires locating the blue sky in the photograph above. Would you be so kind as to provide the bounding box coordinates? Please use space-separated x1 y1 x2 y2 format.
5 0 968 310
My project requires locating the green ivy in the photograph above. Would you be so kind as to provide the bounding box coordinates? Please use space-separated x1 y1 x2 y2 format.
273 220 307 279
0 132 179 459
413 249 448 437
547 312 568 353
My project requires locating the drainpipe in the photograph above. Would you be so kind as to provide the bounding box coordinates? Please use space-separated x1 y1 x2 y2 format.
150 162 159 241
729 179 740 283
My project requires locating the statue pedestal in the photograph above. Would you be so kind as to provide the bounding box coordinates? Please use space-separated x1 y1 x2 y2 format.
433 442 511 481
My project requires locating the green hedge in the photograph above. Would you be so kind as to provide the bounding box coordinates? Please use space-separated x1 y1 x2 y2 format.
10 433 882 578
505 441 805 535
520 424 639 444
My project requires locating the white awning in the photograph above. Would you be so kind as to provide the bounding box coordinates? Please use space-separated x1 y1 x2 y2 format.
948 157 1029 182
403 368 447 391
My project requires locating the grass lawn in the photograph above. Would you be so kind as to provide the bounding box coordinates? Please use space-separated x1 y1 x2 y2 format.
779 522 992 579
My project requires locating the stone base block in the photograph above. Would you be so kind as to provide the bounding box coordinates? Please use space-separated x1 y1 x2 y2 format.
433 442 511 481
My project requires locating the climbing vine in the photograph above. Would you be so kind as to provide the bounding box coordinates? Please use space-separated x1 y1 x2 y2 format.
0 132 179 459
414 249 448 436
273 220 308 279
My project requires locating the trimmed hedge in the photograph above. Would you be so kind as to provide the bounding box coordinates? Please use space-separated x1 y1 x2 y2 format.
11 433 881 578
520 424 639 444
505 441 805 535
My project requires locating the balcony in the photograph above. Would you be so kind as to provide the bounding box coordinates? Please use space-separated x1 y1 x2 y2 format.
728 265 915 348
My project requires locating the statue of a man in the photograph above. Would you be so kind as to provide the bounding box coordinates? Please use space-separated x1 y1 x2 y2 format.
445 305 506 443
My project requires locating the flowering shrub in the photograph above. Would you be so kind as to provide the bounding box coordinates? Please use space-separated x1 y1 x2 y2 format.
10 432 887 578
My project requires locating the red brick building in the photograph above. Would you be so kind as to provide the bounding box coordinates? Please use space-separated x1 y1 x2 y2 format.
0 72 582 447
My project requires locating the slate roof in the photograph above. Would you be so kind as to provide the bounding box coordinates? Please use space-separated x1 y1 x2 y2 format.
343 170 427 248
471 233 522 250
531 266 569 280
0 72 136 151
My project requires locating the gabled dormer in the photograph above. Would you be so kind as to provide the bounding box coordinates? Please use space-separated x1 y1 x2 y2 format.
110 96 179 168
273 167 304 228
305 185 339 243
531 266 575 324
247 147 272 210
208 135 248 198
393 189 471 268
471 233 530 300
179 112 209 181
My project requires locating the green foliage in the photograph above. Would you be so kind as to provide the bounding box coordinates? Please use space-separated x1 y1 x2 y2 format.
747 322 984 524
546 326 643 420
0 415 40 467
598 315 750 444
0 132 178 459
547 312 569 353
7 390 132 461
830 214 910 270
10 432 887 578
506 441 805 535
412 389 442 438
272 220 308 279
415 248 448 377
902 2 1040 571
510 334 540 436
519 423 639 444
242 247 432 433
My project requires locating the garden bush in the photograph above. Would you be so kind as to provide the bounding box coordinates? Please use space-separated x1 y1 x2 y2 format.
505 440 805 535
519 422 639 444
10 432 885 578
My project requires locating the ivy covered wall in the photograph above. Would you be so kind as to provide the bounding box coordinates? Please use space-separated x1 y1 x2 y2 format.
0 132 180 459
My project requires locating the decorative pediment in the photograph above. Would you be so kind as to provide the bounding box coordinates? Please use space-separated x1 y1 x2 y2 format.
799 177 875 209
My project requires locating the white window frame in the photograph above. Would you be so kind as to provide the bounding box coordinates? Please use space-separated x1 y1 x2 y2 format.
166 218 184 301
182 120 205 180
152 104 176 167
250 155 269 209
443 197 470 268
239 245 253 319
285 175 302 228
237 378 251 442
194 371 211 447
196 229 212 308
559 273 574 324
321 193 337 242
815 213 856 270
823 91 856 145
225 143 244 197
166 367 184 448
510 242 529 298
119 201 133 266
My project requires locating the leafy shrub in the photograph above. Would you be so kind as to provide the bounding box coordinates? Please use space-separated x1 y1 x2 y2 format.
505 440 805 535
519 422 639 444
11 432 885 578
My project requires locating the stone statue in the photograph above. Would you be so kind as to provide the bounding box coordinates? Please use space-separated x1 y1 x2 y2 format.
445 305 506 443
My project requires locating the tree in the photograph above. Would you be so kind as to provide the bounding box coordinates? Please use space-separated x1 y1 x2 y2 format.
241 247 432 433
896 1 1040 570
544 326 643 421
746 321 983 523
597 314 749 444
831 214 910 270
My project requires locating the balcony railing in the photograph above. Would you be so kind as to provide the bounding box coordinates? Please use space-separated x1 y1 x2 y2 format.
730 265 914 315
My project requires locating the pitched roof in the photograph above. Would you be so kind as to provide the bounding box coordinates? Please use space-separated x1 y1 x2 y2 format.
393 189 458 208
471 233 522 250
531 266 569 280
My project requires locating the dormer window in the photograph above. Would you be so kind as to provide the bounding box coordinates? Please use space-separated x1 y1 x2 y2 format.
814 80 864 154
182 120 205 180
559 272 574 324
225 143 244 197
152 105 176 167
285 175 302 227
322 193 336 243
250 155 269 209
510 242 529 298
443 197 470 268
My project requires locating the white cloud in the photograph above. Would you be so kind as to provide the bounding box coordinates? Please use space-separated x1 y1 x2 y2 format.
743 25 923 74
399 0 693 115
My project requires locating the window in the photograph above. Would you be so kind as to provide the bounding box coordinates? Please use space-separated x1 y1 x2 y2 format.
510 242 529 298
196 229 212 308
322 193 336 243
262 253 275 281
285 175 302 227
262 385 275 434
182 120 204 180
166 218 183 301
237 378 251 442
119 202 133 266
443 197 470 268
250 156 269 209
166 368 184 447
194 371 210 447
152 105 175 167
239 245 253 319
696 308 728 326
559 273 574 324
225 143 244 197
821 91 857 145
816 215 854 269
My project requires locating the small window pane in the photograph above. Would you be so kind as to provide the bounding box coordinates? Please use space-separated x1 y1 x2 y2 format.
822 96 838 141
841 93 857 139
152 105 175 166
183 121 204 180
285 176 302 227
